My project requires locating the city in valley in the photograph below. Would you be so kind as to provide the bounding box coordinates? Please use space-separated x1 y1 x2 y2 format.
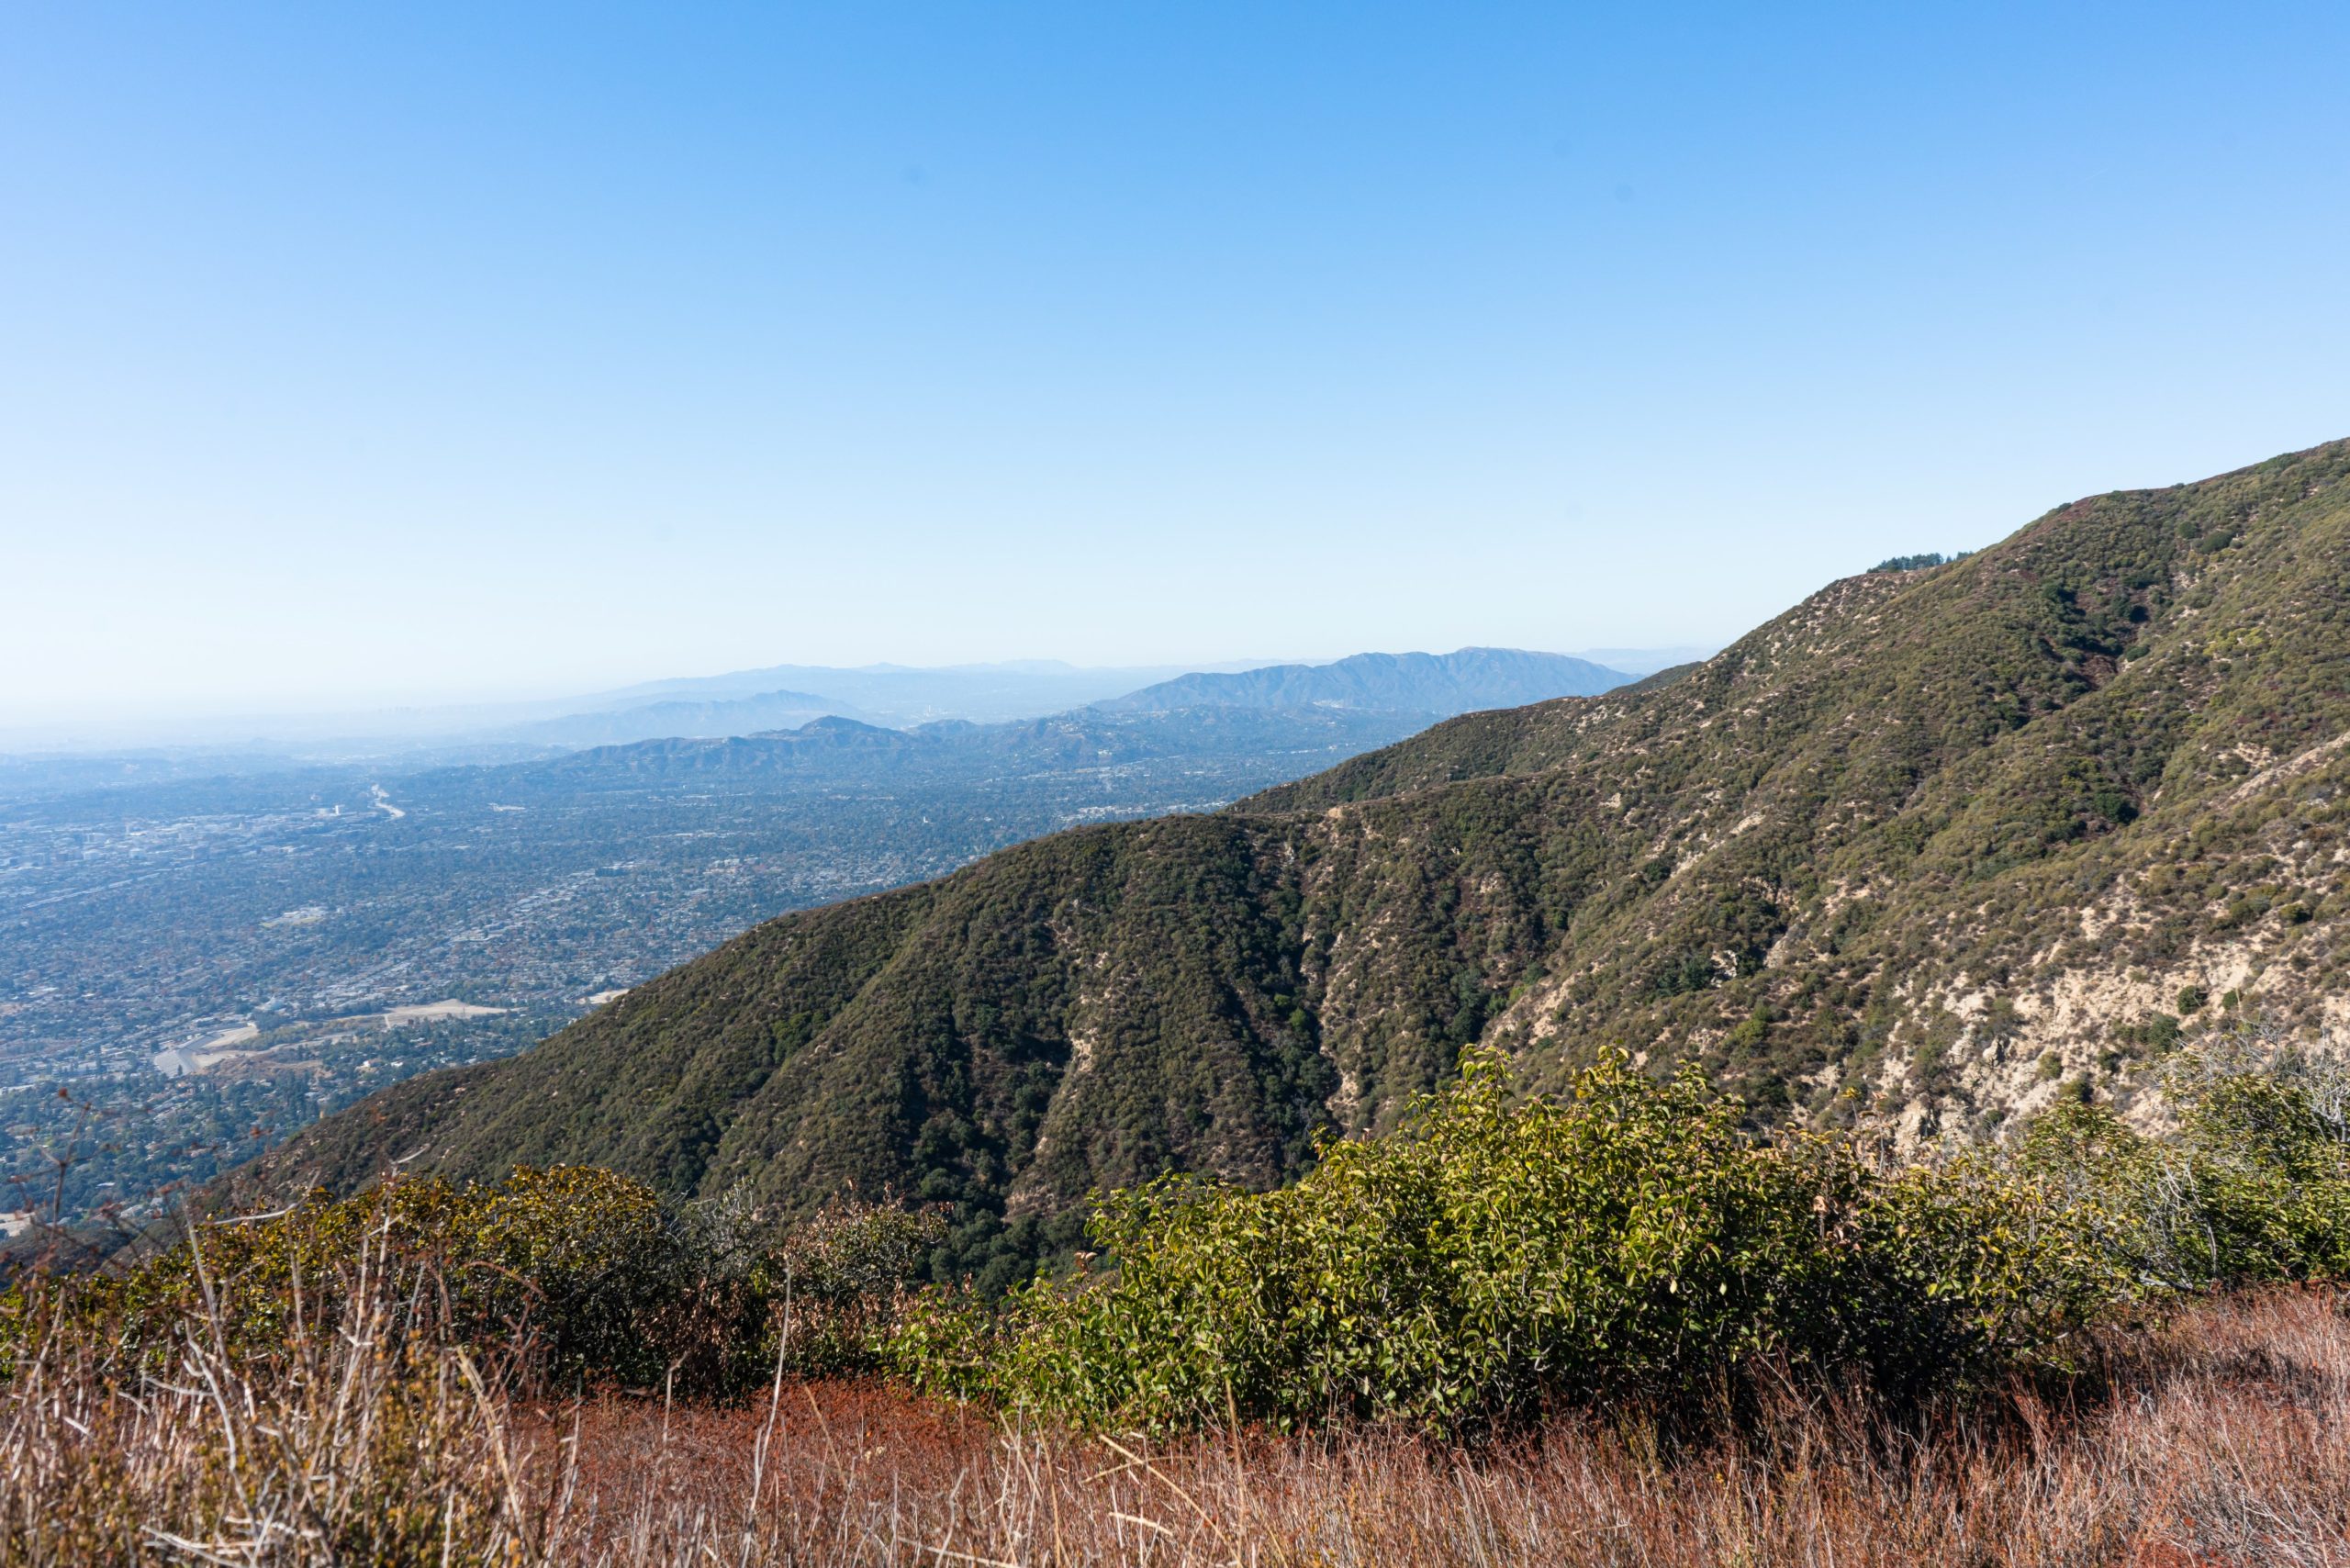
1 667 1543 1222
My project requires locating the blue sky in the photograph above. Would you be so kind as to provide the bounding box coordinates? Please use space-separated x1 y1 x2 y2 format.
4 3 2346 719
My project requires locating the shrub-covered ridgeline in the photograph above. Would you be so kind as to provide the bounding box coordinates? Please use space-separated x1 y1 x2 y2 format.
260 440 2350 1292
10 1040 2349 1435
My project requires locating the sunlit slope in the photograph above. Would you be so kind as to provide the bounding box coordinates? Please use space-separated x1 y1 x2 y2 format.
275 440 2350 1284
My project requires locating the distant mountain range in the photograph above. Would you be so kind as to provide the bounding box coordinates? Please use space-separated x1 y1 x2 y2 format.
442 647 1662 749
491 706 1433 794
269 438 2350 1293
1094 648 1631 715
478 649 1643 794
498 689 867 750
509 647 1639 759
4 650 1701 771
0 662 1264 758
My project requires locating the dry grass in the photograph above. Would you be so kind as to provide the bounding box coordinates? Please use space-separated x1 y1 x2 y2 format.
7 1284 2349 1565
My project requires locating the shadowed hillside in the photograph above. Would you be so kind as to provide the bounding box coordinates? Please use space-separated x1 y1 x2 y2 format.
264 440 2350 1285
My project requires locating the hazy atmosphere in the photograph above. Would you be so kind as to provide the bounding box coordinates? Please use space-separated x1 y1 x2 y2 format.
6 4 2347 722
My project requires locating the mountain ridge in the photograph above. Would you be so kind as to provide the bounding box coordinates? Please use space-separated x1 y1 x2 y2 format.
260 439 2350 1289
1093 647 1632 716
500 689 866 749
486 705 1434 791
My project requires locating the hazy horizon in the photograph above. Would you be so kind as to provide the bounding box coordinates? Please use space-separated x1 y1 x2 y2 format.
0 642 1713 753
6 6 2346 716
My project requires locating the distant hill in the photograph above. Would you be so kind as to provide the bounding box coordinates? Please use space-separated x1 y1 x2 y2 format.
266 439 2350 1292
509 650 1628 756
502 689 866 749
1094 648 1632 716
491 706 1428 792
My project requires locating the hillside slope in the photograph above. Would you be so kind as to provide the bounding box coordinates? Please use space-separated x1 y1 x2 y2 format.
1093 648 1631 715
270 441 2350 1286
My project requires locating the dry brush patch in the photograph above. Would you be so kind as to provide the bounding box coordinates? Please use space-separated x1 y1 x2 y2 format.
8 1287 2350 1565
543 1291 2350 1566
11 1041 2350 1564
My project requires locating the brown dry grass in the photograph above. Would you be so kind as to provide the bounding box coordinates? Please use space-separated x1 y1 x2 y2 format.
7 1287 2349 1565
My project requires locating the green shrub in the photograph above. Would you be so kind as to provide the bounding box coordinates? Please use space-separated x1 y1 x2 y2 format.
2020 1038 2350 1290
890 1050 2122 1434
1 1167 943 1396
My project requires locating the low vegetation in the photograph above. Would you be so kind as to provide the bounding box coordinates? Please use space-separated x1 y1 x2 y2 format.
890 1042 2350 1434
6 1037 2350 1560
893 1050 2095 1432
0 1169 946 1402
9 1290 2350 1565
1870 549 1972 572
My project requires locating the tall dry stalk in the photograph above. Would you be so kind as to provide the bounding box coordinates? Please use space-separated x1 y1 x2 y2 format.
7 1271 2350 1565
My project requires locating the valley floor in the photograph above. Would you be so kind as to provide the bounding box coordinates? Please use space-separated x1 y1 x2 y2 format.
13 1289 2345 1566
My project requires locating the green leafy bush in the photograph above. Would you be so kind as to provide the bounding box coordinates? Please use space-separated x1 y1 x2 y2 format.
891 1051 2124 1434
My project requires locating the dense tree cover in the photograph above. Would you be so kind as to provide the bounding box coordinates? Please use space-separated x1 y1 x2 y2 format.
263 440 2350 1282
